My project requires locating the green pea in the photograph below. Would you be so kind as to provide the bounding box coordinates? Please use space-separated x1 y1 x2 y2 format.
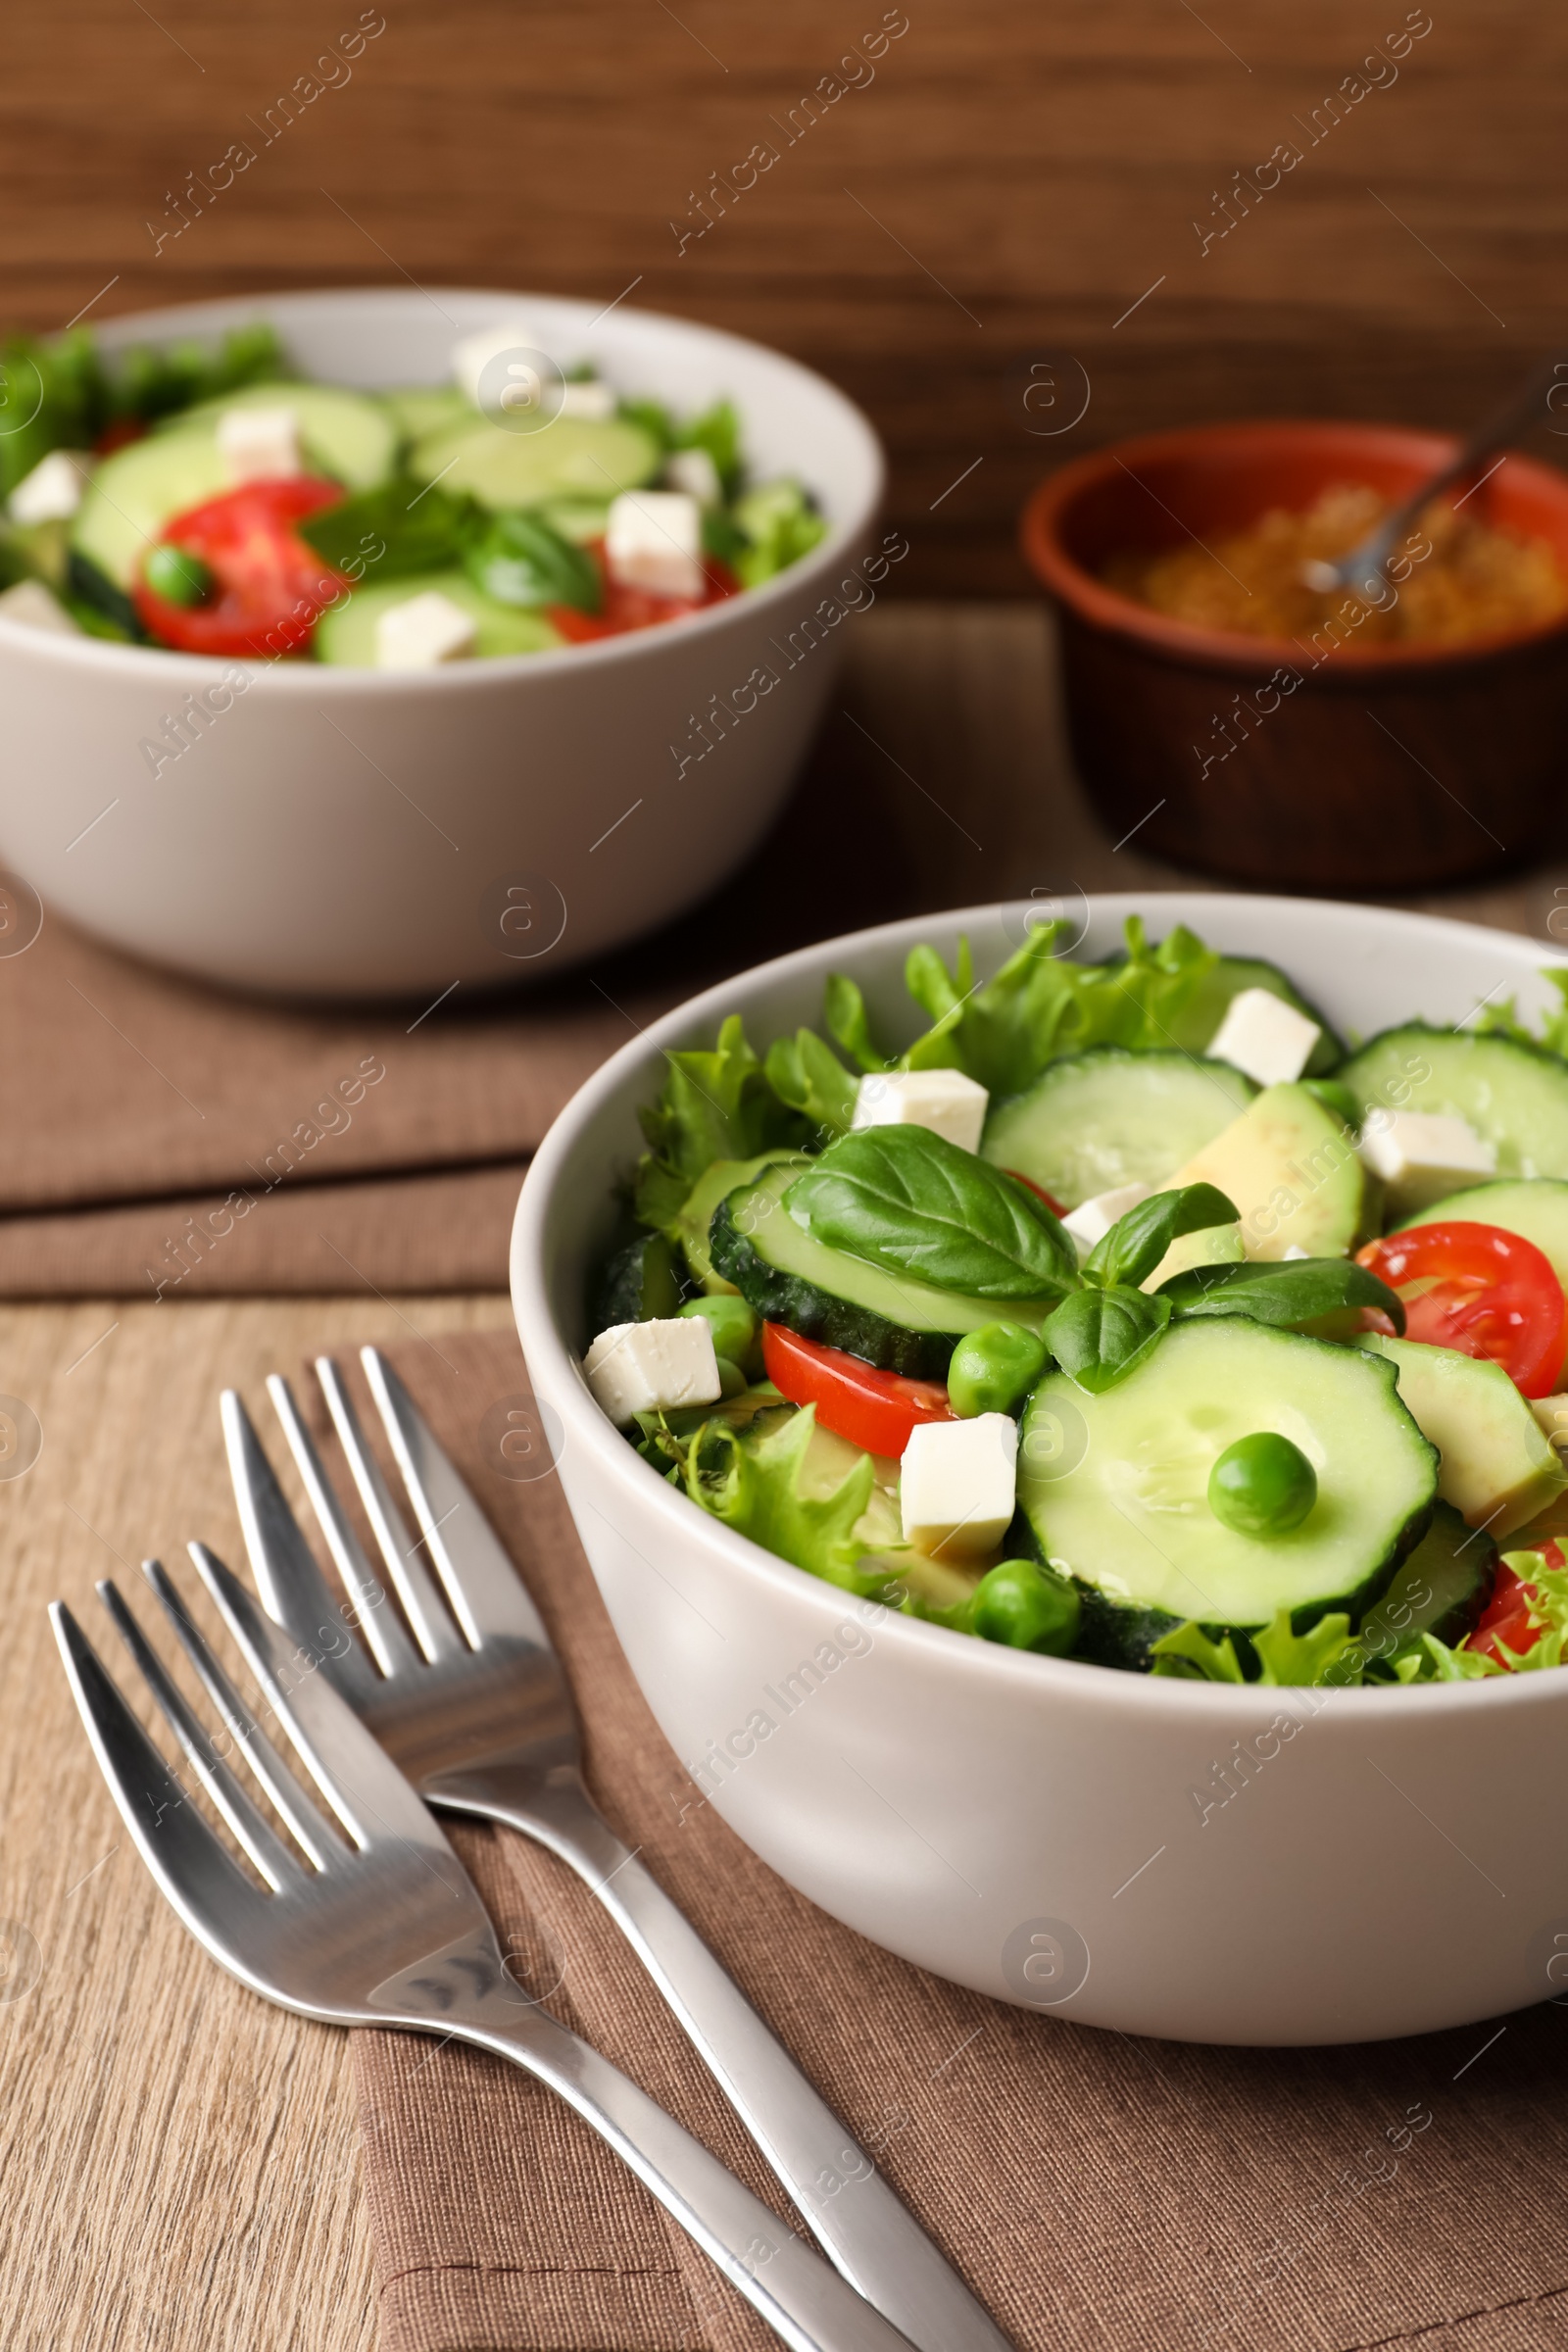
679 1294 759 1372
1208 1432 1318 1538
947 1321 1049 1419
970 1558 1080 1655
144 542 215 607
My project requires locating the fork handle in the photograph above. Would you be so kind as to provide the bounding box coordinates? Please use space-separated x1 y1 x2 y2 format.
426 1988 916 2352
427 1765 1012 2352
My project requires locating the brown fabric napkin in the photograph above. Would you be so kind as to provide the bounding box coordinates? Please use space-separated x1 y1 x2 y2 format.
348 1329 1568 2352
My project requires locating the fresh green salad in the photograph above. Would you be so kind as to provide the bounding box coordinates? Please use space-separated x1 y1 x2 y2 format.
0 316 825 662
582 915 1568 1690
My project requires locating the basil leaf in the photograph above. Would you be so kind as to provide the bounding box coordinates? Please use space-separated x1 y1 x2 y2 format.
1158 1256 1406 1335
465 509 602 612
1043 1285 1171 1394
299 481 475 582
1084 1183 1239 1292
783 1126 1078 1301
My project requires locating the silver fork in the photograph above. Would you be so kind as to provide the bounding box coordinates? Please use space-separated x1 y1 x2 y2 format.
224 1350 1009 2352
51 1553 920 2352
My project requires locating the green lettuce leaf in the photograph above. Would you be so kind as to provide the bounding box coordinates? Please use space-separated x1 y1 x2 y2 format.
1469 974 1568 1062
1250 1609 1361 1687
763 1030 859 1141
682 1405 886 1592
823 974 887 1074
782 1125 1078 1301
1149 1622 1246 1682
635 1015 803 1234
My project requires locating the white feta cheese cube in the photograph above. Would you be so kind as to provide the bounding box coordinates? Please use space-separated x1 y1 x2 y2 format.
1062 1181 1152 1259
0 578 79 635
1206 987 1322 1088
9 448 90 525
1356 1110 1497 1212
583 1316 720 1424
852 1068 989 1155
450 318 550 407
217 404 302 483
605 490 705 601
1282 1244 1310 1261
558 378 616 421
900 1413 1018 1561
374 589 478 670
664 446 723 506
1530 1394 1568 1453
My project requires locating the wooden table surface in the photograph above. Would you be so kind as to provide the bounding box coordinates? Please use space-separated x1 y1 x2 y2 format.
1 599 1563 2348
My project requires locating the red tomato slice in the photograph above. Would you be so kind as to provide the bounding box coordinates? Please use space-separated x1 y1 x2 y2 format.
546 547 740 643
1356 1221 1568 1398
1468 1539 1565 1666
761 1322 955 1458
1004 1169 1068 1217
94 416 148 456
133 475 350 658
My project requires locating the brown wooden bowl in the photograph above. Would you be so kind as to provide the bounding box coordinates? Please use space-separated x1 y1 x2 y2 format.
1020 420 1568 891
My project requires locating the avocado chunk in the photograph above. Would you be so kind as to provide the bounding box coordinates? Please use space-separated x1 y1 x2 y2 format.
1172 1083 1367 1261
1143 1219 1245 1294
1354 1334 1568 1538
1396 1177 1568 1297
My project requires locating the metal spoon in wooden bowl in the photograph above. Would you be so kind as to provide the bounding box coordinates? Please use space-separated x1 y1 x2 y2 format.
1300 349 1568 599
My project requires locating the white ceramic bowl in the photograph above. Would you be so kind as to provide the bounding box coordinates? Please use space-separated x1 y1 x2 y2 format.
514 893 1568 2046
0 288 884 998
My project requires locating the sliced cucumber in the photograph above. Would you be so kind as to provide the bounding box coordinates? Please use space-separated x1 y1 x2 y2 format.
169 383 399 492
1352 1333 1567 1537
410 415 662 510
676 1151 810 1293
72 429 232 590
590 1232 685 1338
1359 1500 1494 1665
1395 1176 1568 1294
313 571 564 665
1175 1082 1368 1260
381 385 472 441
981 1049 1255 1208
1019 1320 1436 1667
1339 1025 1568 1182
710 1160 1054 1379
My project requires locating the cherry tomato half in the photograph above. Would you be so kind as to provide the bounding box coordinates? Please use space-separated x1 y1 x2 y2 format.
132 475 349 658
761 1322 955 1458
545 547 740 643
1004 1170 1068 1218
1356 1221 1568 1399
1468 1539 1565 1667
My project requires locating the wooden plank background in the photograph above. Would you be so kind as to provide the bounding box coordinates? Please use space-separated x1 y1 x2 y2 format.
7 0 1567 595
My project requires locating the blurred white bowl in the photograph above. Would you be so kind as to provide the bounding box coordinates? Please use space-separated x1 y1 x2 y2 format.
0 287 884 997
514 892 1568 2045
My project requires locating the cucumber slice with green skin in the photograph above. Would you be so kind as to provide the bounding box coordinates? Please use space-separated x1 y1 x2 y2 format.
312 571 564 665
1394 1177 1568 1294
71 429 233 590
1019 1321 1437 1668
677 1150 810 1292
710 1160 1054 1379
590 1232 685 1339
1360 1500 1495 1666
168 383 399 492
1175 1082 1369 1261
1339 1025 1568 1182
981 1048 1255 1209
410 415 662 511
381 385 472 441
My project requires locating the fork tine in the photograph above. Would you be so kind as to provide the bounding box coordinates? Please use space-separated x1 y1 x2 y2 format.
362 1348 551 1648
190 1543 457 1868
265 1373 422 1678
143 1557 342 1872
221 1389 382 1708
311 1356 461 1663
98 1572 305 1890
50 1600 262 1925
